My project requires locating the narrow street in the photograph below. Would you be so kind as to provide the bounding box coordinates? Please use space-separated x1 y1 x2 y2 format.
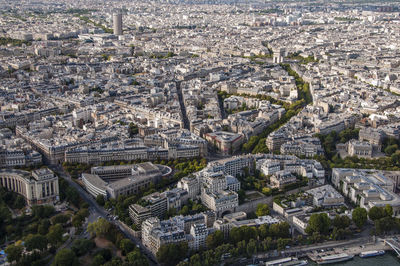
175 80 190 130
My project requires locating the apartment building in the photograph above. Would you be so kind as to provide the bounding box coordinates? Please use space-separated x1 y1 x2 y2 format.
270 171 297 189
130 192 168 228
280 137 324 157
189 223 208 250
266 131 288 152
201 190 238 217
204 131 244 155
142 214 212 255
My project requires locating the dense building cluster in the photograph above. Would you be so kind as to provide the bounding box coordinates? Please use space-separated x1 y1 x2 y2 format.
1 0 400 265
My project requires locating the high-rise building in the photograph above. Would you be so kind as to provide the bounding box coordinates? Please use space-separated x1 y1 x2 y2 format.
113 13 122 35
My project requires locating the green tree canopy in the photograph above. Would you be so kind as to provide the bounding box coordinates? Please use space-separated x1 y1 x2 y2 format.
71 239 95 256
52 249 79 266
96 195 105 206
25 234 48 251
256 203 270 217
32 205 55 219
51 214 70 225
306 213 331 235
352 207 367 229
126 250 149 266
385 204 393 217
246 239 257 257
156 242 188 265
384 144 398 156
332 215 351 229
5 244 23 263
38 219 51 235
119 238 135 255
87 218 124 244
269 222 290 238
375 216 396 235
46 224 64 245
91 254 105 266
368 206 387 221
206 230 224 249
88 218 113 238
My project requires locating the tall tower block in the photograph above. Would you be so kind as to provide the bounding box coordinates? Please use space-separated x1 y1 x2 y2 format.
113 13 122 35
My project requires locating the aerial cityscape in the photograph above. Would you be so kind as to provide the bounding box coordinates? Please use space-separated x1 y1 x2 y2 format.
1 0 400 265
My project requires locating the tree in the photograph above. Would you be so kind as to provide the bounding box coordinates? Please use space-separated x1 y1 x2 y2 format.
93 249 112 262
119 238 135 255
38 219 51 235
375 216 396 235
72 208 89 228
87 218 122 244
277 238 291 251
391 152 400 164
352 207 367 229
206 230 224 249
333 215 351 229
310 232 323 243
258 224 269 239
71 239 95 256
65 186 81 207
384 144 398 156
246 239 257 257
96 195 105 206
52 249 79 266
385 204 393 217
13 195 25 209
51 214 70 225
47 224 64 245
5 244 23 263
156 242 188 265
25 234 48 251
72 214 84 228
103 257 123 266
269 222 290 238
179 205 189 215
188 254 201 266
126 250 149 266
165 208 177 219
0 204 11 226
202 249 217 265
306 213 331 235
16 250 42 266
256 203 270 217
262 187 271 195
368 206 386 221
32 205 55 219
331 227 350 240
241 226 258 242
88 218 112 238
128 123 139 137
237 189 246 204
91 254 105 266
229 227 244 244
261 237 273 251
